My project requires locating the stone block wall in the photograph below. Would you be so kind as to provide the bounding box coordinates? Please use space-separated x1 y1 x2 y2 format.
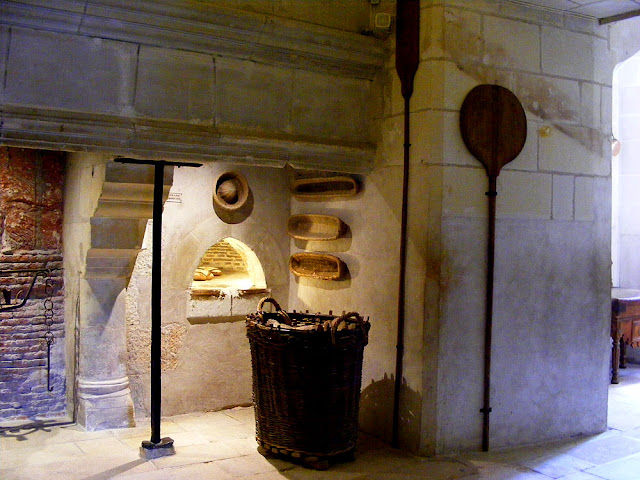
0 1 384 172
295 0 617 455
403 2 613 453
0 147 66 421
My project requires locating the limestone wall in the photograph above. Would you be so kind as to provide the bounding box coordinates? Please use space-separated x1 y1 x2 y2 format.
287 0 621 454
4 0 640 458
0 0 384 172
407 2 613 453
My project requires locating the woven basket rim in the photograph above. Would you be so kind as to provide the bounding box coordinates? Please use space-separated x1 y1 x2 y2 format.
289 252 346 280
291 176 358 199
287 214 346 241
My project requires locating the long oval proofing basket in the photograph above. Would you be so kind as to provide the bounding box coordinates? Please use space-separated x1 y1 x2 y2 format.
246 297 370 469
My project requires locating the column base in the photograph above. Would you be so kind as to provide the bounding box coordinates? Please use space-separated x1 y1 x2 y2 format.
76 377 135 431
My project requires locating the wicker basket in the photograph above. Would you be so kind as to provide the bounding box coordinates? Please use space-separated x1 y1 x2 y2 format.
289 252 346 280
246 297 370 470
287 214 346 241
213 171 249 212
291 176 359 200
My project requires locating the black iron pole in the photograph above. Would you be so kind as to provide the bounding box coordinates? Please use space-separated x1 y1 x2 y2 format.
115 158 201 453
149 162 164 445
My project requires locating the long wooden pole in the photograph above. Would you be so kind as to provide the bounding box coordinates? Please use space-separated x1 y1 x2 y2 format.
393 95 411 448
460 84 527 452
392 0 419 449
482 176 497 452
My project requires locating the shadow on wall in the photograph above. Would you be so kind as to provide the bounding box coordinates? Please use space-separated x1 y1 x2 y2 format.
293 274 352 291
359 373 422 450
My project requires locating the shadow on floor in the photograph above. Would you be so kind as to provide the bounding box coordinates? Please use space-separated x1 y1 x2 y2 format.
0 419 74 442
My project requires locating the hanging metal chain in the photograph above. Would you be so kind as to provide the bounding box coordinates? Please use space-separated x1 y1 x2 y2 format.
1 264 61 392
43 272 55 392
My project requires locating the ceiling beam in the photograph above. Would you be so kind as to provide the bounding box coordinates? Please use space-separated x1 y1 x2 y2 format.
599 9 640 25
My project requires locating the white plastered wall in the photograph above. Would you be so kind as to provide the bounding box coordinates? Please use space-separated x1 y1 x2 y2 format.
18 0 640 455
612 52 640 289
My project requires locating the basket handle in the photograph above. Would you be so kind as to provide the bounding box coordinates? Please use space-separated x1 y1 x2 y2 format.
256 296 291 325
330 312 367 344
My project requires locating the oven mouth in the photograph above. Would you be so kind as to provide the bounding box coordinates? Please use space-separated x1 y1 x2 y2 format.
190 237 266 297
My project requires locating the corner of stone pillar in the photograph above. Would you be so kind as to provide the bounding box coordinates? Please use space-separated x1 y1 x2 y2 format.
76 377 135 431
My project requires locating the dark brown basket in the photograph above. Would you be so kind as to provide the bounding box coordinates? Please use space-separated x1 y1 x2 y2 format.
246 297 369 469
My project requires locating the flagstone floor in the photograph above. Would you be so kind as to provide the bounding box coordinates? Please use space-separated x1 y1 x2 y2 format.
2 365 640 479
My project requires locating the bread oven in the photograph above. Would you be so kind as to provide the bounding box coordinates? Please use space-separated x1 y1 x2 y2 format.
190 237 266 295
122 164 291 419
185 235 270 328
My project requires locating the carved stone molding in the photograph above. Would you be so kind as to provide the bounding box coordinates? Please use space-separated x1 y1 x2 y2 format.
1 0 386 79
77 376 131 397
1 105 375 172
0 2 382 172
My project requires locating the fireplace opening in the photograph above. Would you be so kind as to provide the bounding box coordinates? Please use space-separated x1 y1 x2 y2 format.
190 237 266 296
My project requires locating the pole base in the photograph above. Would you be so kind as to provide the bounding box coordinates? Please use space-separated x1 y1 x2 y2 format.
140 437 175 459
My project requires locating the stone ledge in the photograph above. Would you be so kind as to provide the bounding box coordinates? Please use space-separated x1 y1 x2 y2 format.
1 0 386 79
0 105 375 173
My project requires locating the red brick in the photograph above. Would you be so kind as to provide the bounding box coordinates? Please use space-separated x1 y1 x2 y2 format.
0 148 37 205
41 211 62 249
3 204 37 250
41 152 64 210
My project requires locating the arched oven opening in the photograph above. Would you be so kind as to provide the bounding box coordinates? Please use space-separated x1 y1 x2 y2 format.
190 237 266 297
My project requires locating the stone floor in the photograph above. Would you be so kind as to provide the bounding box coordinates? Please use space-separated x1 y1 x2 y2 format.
2 365 640 479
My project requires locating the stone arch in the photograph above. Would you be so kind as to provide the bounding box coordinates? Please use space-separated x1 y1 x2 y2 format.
165 215 286 295
189 237 267 294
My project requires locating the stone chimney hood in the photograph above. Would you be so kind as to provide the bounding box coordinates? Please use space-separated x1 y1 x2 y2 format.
0 1 386 172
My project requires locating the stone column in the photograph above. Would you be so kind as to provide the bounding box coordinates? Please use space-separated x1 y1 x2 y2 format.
64 153 136 430
76 280 134 430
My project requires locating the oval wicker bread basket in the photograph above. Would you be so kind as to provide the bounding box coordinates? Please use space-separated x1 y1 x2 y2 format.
291 176 358 200
289 252 346 280
287 214 345 241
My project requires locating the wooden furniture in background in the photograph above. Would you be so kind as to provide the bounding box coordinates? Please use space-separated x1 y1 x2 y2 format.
611 288 640 383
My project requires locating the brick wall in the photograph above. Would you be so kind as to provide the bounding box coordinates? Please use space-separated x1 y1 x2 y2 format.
0 147 66 421
200 240 247 274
